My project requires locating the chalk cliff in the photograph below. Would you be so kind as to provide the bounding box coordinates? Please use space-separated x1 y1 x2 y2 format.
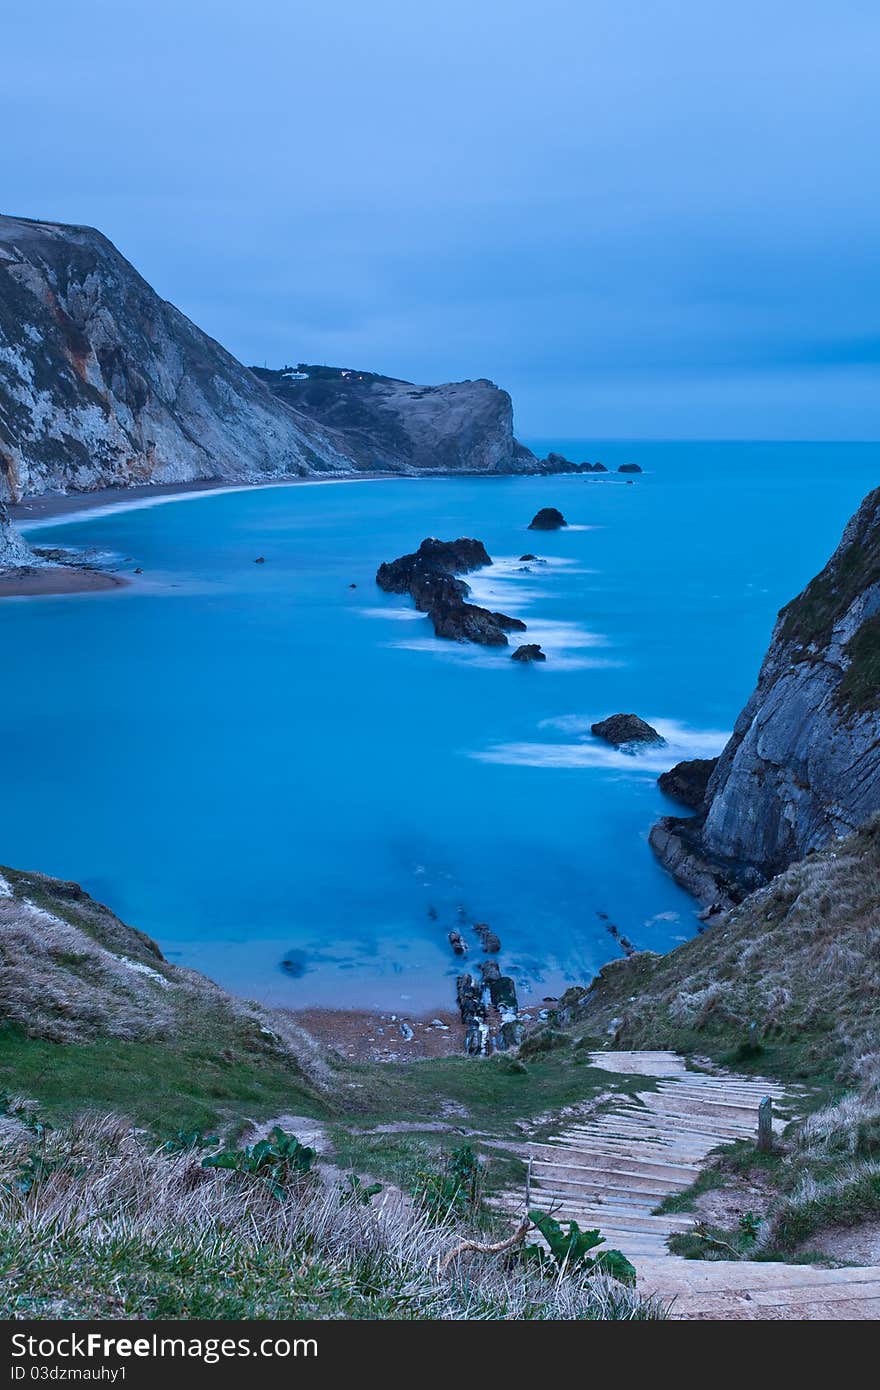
0 215 538 515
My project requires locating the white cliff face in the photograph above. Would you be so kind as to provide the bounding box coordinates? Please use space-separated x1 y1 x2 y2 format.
0 501 34 568
652 486 880 900
0 215 537 507
0 215 360 502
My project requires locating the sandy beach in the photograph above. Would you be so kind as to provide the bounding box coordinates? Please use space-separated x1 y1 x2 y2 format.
289 1006 465 1063
1 472 399 599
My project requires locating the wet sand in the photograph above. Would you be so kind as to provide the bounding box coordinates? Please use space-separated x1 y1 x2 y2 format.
0 567 128 599
290 1006 465 1063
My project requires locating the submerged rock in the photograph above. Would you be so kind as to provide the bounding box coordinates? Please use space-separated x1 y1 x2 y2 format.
519 553 538 562
511 643 546 663
591 713 665 748
528 507 567 530
473 922 501 953
448 929 468 956
658 757 718 810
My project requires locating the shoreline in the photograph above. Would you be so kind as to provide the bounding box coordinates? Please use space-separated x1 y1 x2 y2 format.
1 472 403 600
288 1006 465 1063
9 471 404 531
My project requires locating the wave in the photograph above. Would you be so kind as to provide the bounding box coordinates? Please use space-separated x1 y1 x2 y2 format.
472 716 731 770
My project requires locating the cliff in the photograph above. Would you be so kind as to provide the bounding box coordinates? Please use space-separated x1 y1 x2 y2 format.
652 486 880 904
0 215 539 512
0 500 34 566
254 364 538 474
0 215 364 502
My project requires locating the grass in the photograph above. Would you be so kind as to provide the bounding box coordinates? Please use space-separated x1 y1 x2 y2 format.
0 1026 326 1135
837 614 880 713
564 816 880 1089
0 1114 663 1320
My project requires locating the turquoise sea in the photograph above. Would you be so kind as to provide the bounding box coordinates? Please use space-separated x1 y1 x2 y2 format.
3 441 877 1013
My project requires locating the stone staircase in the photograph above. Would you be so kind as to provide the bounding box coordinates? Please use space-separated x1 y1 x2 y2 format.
498 1049 880 1318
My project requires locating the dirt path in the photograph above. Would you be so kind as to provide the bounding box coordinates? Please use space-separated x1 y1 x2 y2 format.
499 1049 880 1319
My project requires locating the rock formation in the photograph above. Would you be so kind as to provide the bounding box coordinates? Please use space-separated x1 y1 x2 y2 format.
255 364 539 476
618 463 642 474
528 507 567 530
511 643 546 662
657 758 718 810
652 486 880 905
0 215 547 531
376 536 525 647
0 501 34 568
591 713 665 748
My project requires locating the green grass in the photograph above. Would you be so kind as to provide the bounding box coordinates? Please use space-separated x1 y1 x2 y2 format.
837 614 880 713
0 1026 326 1134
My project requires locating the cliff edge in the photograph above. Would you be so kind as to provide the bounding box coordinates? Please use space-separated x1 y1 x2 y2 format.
652 485 880 905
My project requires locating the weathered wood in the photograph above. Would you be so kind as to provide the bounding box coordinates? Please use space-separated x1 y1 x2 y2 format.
757 1096 773 1152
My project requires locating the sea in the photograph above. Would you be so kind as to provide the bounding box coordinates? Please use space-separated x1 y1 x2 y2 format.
3 440 877 1013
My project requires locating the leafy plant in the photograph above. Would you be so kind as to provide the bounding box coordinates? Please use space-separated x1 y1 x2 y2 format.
202 1127 315 1199
521 1209 636 1285
339 1173 383 1207
415 1144 482 1219
738 1210 762 1245
161 1129 218 1155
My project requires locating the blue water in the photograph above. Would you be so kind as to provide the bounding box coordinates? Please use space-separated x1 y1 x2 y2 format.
3 441 877 1012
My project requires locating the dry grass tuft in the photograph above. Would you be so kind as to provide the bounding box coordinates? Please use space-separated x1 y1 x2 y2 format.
0 1114 663 1320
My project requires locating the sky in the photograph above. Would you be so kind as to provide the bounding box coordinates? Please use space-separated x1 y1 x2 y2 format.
3 0 879 439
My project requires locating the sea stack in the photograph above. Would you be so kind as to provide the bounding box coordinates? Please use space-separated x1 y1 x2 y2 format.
528 507 567 530
591 713 665 748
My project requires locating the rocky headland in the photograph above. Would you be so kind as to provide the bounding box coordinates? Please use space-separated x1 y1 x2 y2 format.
651 485 880 906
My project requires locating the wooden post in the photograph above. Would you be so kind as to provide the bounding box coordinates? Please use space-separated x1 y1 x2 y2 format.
757 1095 773 1152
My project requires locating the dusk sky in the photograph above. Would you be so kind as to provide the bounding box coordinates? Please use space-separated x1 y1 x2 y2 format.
4 1 879 439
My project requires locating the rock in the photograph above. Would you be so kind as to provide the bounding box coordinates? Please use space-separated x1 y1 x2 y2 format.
500 1019 524 1050
0 503 35 569
591 713 665 748
430 598 524 647
456 973 486 1026
448 929 468 956
133 567 144 575
399 1021 414 1041
378 537 491 588
473 922 501 953
489 974 518 1014
528 507 567 530
519 553 537 561
348 582 357 588
377 537 524 647
511 644 546 663
257 365 541 476
479 960 501 984
591 462 608 472
658 757 718 810
618 463 642 473
255 556 266 564
0 214 543 501
651 484 880 902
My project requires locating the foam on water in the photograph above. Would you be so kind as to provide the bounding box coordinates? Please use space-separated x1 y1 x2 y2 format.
2 444 876 1010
